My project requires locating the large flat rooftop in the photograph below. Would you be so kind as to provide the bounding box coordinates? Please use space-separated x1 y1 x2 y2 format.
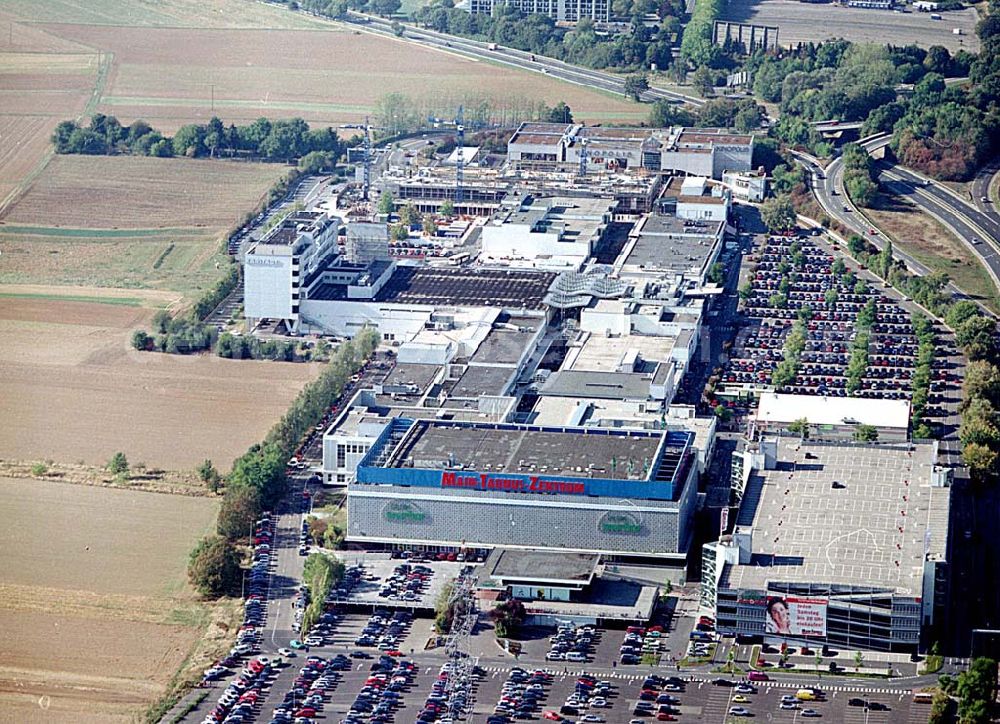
448 364 516 398
374 266 555 309
727 439 948 596
387 420 666 480
621 214 722 274
568 332 676 373
371 363 440 406
540 370 652 401
486 548 599 584
469 317 540 365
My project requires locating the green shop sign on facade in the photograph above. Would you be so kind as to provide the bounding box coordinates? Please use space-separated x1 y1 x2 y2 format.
383 501 428 523
599 511 643 535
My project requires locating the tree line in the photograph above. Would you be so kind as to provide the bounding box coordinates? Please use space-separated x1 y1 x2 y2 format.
188 329 378 597
52 113 344 162
372 90 579 138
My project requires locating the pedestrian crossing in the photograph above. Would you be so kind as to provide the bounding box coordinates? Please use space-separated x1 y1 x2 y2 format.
477 665 908 693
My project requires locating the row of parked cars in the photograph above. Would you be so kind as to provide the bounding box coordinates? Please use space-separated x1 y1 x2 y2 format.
379 562 433 602
619 624 667 665
354 609 413 653
630 673 686 721
203 515 276 686
390 548 488 563
201 655 276 724
489 666 552 722
341 655 418 723
546 622 597 663
555 672 615 722
269 653 351 724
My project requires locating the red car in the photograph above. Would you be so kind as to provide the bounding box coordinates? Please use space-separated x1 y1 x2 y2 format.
386 650 403 657
294 708 317 718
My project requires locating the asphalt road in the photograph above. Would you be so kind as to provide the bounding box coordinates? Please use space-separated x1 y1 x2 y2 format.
876 163 1000 291
794 137 1000 309
971 160 1000 221
344 11 705 109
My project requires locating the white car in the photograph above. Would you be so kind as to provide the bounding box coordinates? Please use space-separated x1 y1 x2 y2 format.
278 648 295 657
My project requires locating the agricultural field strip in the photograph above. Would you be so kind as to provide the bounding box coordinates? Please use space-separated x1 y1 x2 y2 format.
1 0 333 29
0 292 150 306
0 225 209 236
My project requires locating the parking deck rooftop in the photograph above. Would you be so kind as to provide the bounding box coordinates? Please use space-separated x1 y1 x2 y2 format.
388 421 665 480
375 266 556 309
728 439 948 596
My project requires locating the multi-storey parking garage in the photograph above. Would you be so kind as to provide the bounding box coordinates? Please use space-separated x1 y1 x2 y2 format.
346 420 699 564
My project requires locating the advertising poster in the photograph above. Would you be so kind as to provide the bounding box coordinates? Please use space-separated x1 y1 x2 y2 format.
765 595 827 637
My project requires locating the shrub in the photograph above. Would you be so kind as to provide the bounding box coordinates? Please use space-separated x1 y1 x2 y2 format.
187 535 241 598
106 452 129 477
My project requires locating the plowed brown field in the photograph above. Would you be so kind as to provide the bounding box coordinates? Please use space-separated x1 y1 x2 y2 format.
5 154 283 230
0 295 319 469
0 475 219 722
39 23 641 132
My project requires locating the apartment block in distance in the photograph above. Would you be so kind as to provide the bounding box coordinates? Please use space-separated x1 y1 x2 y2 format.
469 0 610 22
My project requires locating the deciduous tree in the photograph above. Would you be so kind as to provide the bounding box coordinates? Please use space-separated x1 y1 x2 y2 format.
188 535 241 598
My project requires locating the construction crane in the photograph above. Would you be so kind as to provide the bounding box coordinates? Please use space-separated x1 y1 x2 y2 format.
454 105 465 204
428 106 467 204
340 117 381 201
578 138 589 177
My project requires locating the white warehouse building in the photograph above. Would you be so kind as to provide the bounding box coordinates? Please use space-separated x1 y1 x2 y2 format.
480 195 614 270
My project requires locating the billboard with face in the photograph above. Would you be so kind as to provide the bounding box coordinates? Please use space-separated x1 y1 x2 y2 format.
765 595 827 637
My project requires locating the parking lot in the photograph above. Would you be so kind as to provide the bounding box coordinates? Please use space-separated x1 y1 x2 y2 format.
720 0 979 52
325 553 469 610
721 234 919 400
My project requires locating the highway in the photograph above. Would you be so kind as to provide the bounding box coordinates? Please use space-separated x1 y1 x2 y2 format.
796 135 1000 300
344 11 705 109
971 160 999 220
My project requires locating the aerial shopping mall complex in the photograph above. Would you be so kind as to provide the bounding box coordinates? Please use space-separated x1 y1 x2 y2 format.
239 120 952 651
